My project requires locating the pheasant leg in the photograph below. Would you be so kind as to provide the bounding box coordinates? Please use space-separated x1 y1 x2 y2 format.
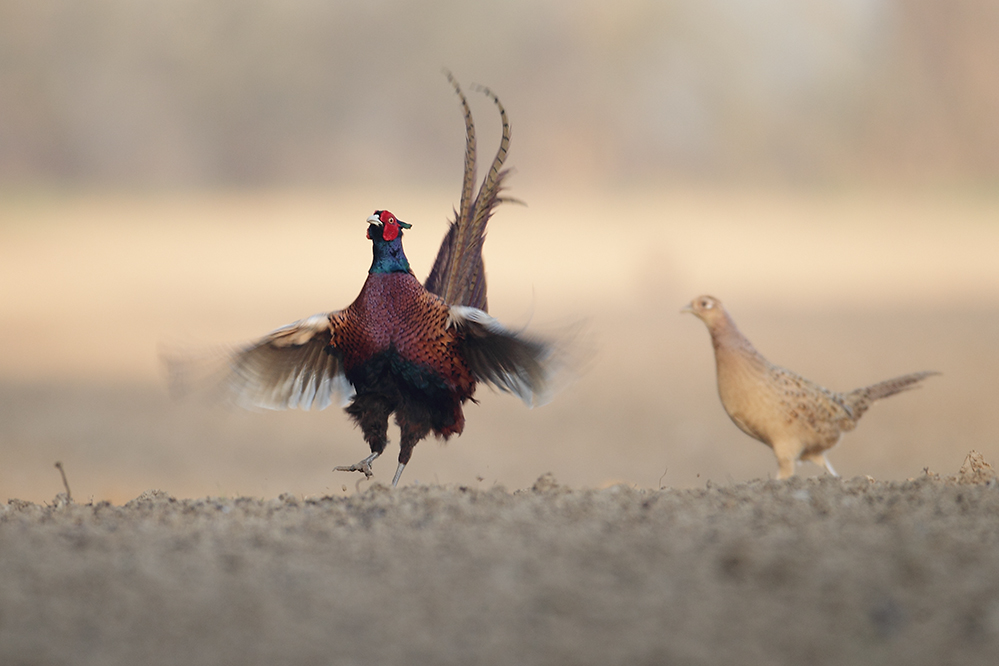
818 455 838 477
334 451 380 479
391 463 406 487
391 409 429 488
801 452 839 477
775 456 796 480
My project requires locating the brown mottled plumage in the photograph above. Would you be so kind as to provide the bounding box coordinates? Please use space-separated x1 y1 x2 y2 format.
683 295 938 479
164 76 553 487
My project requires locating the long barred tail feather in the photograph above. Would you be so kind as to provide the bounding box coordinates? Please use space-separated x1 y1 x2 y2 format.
844 370 940 421
469 83 511 225
445 69 476 235
425 72 515 312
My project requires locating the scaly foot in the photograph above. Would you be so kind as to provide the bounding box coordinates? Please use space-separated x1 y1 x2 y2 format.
334 451 380 479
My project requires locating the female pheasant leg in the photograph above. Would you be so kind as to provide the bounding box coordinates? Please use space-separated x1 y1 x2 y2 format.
802 452 839 477
772 440 800 480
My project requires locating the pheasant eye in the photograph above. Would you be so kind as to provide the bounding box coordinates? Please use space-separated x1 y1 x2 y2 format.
702 300 713 309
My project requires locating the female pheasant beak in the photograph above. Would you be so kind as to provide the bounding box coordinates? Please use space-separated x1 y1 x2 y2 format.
366 210 412 241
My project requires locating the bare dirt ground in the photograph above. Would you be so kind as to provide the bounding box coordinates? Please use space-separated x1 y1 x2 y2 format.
1 191 998 663
2 455 999 666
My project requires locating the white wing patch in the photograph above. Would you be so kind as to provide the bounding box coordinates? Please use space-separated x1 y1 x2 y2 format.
267 313 334 347
447 305 502 331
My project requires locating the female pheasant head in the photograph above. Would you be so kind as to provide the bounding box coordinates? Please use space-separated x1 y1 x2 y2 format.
366 210 413 274
682 295 725 324
682 295 757 353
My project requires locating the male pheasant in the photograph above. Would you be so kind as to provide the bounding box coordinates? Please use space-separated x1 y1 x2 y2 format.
683 295 937 479
168 76 553 486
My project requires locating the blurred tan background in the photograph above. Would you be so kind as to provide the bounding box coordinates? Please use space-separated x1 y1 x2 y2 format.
1 0 997 503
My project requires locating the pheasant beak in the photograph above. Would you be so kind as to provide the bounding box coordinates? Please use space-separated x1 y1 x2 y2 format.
366 213 412 229
680 303 695 315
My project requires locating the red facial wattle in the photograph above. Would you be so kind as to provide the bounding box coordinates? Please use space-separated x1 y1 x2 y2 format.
379 210 400 241
382 220 400 241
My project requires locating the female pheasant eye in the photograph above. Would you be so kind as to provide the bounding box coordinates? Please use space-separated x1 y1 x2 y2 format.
701 299 713 309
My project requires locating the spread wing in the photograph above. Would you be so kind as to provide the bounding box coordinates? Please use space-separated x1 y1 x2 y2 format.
447 305 553 407
162 313 354 411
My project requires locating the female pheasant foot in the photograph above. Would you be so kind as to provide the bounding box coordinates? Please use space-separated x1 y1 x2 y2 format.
802 452 839 477
334 451 380 479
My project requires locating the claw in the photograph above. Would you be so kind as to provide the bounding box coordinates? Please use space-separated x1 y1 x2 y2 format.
334 451 380 479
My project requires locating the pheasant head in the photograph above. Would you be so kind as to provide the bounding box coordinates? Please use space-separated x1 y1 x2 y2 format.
683 295 758 355
682 295 726 326
367 210 413 274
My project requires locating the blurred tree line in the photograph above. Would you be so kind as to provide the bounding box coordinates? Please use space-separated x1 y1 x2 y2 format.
0 0 996 188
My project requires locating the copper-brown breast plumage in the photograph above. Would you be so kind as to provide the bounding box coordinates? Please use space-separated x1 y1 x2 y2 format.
330 272 475 394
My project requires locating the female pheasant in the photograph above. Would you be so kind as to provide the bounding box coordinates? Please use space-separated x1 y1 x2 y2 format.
683 295 937 479
170 76 553 486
